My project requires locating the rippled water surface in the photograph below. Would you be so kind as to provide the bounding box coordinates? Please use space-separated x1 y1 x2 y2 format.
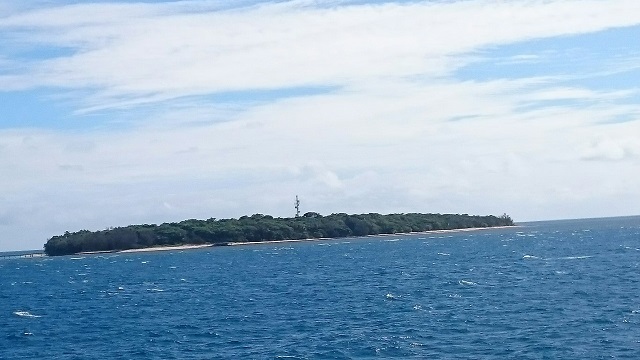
2 217 640 359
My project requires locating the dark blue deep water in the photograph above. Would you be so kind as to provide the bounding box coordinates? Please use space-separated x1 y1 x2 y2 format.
2 217 639 359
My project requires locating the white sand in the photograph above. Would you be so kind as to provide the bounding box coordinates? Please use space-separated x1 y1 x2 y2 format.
78 226 516 254
117 244 214 253
227 226 517 246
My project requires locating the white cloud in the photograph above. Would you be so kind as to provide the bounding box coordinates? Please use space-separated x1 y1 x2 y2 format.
1 0 640 250
524 87 636 102
580 136 640 161
501 54 543 64
2 0 640 109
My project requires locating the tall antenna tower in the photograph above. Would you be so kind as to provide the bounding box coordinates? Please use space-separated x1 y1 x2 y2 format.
295 195 300 217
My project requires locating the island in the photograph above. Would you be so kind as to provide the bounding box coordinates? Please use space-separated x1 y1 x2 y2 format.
43 212 515 256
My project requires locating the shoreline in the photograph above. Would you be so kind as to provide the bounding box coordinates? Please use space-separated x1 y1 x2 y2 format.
76 225 518 255
227 225 517 246
119 244 215 253
79 243 215 255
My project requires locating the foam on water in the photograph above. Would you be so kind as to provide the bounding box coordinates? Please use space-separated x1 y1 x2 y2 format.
557 255 593 260
385 293 401 300
458 280 477 286
13 311 41 318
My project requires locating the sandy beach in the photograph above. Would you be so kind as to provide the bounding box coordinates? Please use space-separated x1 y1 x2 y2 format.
78 243 215 255
78 225 517 254
226 225 517 247
118 244 215 253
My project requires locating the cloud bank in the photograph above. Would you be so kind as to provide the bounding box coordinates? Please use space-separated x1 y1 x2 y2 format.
0 0 639 250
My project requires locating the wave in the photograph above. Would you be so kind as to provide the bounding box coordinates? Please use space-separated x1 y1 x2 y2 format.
14 311 41 318
458 280 477 286
385 293 401 300
558 255 592 260
524 254 591 261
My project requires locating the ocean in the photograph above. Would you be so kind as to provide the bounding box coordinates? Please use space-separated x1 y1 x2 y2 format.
1 217 639 359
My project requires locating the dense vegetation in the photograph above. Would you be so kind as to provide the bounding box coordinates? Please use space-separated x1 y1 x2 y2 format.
44 212 514 256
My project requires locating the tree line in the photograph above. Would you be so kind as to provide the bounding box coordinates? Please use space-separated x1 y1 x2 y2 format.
43 212 514 256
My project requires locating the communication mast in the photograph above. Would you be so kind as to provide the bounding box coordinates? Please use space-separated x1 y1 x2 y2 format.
295 195 300 217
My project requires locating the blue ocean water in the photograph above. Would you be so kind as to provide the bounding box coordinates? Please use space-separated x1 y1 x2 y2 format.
1 217 639 359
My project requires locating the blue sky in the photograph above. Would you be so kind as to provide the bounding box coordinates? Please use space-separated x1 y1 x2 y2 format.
1 0 640 251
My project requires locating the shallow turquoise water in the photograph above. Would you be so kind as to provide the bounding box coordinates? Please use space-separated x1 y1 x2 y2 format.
2 217 639 359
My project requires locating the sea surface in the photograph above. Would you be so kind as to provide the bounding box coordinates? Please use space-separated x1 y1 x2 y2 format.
1 217 639 359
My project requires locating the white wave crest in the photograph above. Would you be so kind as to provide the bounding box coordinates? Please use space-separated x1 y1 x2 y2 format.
385 293 401 300
458 280 477 286
559 255 592 260
14 311 41 318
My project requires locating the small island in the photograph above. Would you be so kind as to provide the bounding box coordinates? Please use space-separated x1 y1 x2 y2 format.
43 212 515 256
